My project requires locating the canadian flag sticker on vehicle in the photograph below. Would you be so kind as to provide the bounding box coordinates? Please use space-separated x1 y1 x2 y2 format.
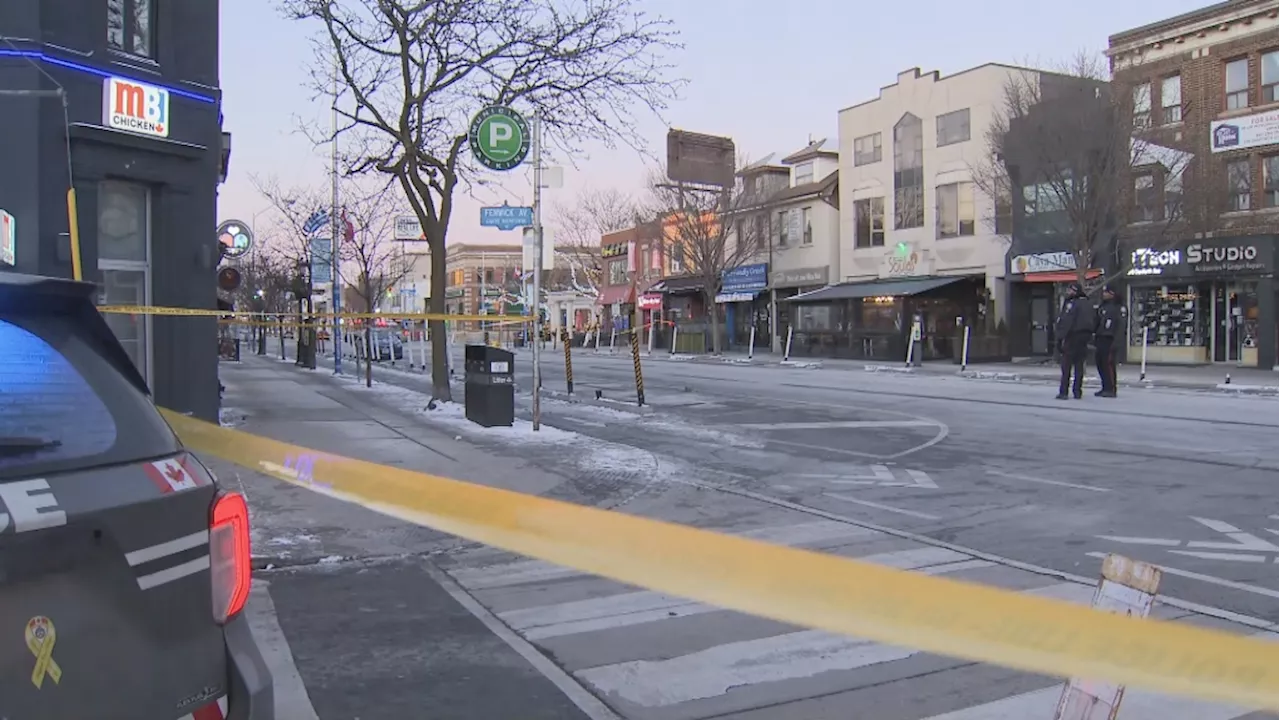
144 457 202 494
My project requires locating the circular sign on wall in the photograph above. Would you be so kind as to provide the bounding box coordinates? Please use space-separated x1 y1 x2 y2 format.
468 106 531 171
217 219 253 259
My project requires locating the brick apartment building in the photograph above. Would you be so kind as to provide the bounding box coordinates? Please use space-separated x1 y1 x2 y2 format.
1107 0 1278 369
442 243 523 331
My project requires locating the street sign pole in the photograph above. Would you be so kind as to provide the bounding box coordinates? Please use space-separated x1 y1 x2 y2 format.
330 69 342 376
531 115 544 431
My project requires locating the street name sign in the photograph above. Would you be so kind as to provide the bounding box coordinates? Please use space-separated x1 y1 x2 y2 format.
480 205 534 231
469 106 531 171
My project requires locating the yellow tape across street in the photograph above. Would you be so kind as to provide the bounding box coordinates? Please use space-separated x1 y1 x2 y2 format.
160 409 1278 711
99 304 533 324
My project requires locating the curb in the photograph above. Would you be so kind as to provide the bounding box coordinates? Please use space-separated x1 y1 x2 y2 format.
539 388 655 415
863 364 916 374
780 360 823 369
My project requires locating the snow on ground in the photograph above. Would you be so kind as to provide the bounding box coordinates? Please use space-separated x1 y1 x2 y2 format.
219 406 247 428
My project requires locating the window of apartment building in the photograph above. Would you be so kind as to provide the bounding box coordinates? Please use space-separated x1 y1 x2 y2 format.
775 209 789 246
794 162 814 186
1161 75 1182 125
1225 58 1250 110
608 259 626 285
753 214 768 252
853 197 885 248
853 133 881 166
1132 82 1152 129
936 109 970 147
1165 168 1184 219
935 182 975 238
1263 154 1278 208
1263 50 1278 104
994 188 1013 235
801 207 813 244
1132 174 1159 222
669 241 685 273
1226 158 1252 211
107 0 154 58
893 113 924 229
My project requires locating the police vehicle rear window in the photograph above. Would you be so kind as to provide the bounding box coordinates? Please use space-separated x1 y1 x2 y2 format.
0 313 180 480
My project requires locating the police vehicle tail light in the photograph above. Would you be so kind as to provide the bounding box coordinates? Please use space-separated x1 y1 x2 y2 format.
210 491 252 624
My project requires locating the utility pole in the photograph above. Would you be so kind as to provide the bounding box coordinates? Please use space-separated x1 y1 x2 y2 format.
531 116 544 431
330 53 343 376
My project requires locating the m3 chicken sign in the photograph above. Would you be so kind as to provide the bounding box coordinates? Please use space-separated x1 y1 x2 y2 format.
103 77 170 138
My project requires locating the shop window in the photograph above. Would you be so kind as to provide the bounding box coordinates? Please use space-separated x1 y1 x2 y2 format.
107 0 154 58
1225 58 1250 110
860 297 899 331
854 197 885 248
796 305 832 332
1262 50 1278 104
1226 158 1252 211
1263 154 1278 208
1160 75 1182 125
97 180 151 384
1132 83 1152 129
1130 285 1203 348
936 182 975 238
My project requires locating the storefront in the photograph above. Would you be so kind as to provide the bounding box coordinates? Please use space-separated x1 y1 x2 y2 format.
1006 251 1103 356
770 266 829 351
717 263 769 349
1124 236 1277 368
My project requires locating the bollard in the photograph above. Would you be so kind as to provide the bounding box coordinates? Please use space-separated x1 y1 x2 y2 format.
648 317 656 354
630 325 645 406
594 324 602 353
1139 326 1149 382
960 325 971 371
561 328 574 395
609 327 617 354
783 326 794 362
748 324 757 360
670 324 679 354
279 320 286 360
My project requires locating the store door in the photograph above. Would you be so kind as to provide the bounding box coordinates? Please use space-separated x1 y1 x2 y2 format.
1030 293 1052 355
1212 283 1242 363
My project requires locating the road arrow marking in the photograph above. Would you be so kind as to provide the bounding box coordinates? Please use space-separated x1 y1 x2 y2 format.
1169 550 1270 563
1095 536 1181 547
1096 516 1280 564
1184 517 1280 553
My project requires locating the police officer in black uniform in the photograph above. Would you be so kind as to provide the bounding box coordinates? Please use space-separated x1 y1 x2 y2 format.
1055 283 1093 399
1093 285 1122 398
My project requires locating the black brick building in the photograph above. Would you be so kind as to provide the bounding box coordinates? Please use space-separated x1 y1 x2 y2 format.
0 0 229 419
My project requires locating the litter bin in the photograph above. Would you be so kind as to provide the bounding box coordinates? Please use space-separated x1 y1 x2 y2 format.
464 344 515 427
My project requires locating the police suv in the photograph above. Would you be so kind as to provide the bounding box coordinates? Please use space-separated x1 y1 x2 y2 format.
0 273 272 719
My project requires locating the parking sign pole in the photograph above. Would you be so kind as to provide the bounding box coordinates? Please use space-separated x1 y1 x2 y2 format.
330 57 343 377
531 115 543 431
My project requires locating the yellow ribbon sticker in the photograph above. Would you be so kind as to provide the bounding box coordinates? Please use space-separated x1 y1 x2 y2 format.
25 616 62 689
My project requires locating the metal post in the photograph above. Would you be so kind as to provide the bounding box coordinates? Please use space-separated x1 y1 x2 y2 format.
630 325 645 406
562 329 574 395
960 325 971 371
531 116 544 431
1139 326 1149 382
783 325 794 362
905 322 916 367
670 323 679 355
748 324 756 360
609 327 617 353
330 54 343 377
594 321 602 353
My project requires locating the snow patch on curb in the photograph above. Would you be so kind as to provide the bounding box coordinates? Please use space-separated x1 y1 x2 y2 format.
863 364 914 374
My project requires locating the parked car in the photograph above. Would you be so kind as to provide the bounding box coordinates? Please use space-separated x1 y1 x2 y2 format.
371 329 404 361
0 272 272 719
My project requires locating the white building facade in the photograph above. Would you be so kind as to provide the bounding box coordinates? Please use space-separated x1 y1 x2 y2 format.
783 65 1037 361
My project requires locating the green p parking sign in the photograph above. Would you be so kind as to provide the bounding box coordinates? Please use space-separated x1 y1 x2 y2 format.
468 106 531 171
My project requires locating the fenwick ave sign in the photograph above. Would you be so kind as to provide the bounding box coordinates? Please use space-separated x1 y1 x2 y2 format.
1128 243 1265 276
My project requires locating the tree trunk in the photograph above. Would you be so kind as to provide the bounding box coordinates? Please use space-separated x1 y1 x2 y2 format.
428 232 453 401
707 289 723 355
364 326 373 388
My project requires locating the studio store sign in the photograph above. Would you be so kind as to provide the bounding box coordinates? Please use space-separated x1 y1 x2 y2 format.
1127 238 1275 278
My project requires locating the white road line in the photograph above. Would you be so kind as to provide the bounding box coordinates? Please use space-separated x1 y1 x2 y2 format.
125 530 210 566
452 520 878 590
245 581 320 720
732 420 940 430
576 629 921 708
986 470 1111 493
1085 552 1278 598
510 548 982 641
421 562 622 720
136 555 210 590
1170 550 1269 563
825 493 941 520
1096 536 1182 546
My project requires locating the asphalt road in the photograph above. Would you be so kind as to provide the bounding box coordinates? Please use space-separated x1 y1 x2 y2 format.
236 347 1278 720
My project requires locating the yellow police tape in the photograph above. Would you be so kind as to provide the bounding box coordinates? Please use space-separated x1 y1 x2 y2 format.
159 408 1278 711
99 304 533 324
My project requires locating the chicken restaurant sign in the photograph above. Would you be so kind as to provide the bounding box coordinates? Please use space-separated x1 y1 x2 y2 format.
1127 238 1273 277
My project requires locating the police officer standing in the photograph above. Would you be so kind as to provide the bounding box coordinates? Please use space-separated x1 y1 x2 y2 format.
1093 285 1122 397
1055 283 1093 400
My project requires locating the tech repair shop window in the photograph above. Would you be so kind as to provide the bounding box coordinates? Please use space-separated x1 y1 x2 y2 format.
107 0 155 58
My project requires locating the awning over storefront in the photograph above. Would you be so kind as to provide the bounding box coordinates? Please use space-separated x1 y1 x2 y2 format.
596 285 635 306
1022 269 1103 283
715 290 760 304
787 276 967 303
647 275 704 294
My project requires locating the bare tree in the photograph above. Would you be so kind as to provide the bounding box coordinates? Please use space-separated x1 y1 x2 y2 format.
342 188 415 387
251 176 337 309
647 177 769 355
550 187 638 298
970 52 1194 290
284 0 684 402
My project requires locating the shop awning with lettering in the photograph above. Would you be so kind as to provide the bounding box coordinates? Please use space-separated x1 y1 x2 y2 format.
596 285 635 306
786 276 967 303
1022 269 1103 283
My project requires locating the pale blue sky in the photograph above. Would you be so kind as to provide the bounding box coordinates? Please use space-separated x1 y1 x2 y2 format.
217 0 1206 246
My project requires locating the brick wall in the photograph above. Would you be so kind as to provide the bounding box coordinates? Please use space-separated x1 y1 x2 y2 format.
1109 7 1278 246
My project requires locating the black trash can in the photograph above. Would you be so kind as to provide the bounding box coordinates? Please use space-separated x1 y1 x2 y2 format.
464 344 515 427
